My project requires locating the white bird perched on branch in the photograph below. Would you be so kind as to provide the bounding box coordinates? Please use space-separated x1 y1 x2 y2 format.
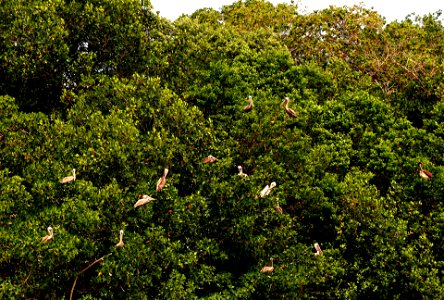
156 168 168 192
281 97 297 118
237 166 248 177
42 226 54 243
243 95 254 112
134 195 156 208
202 155 219 164
260 258 274 273
60 169 76 183
260 182 276 198
116 230 124 249
314 243 323 256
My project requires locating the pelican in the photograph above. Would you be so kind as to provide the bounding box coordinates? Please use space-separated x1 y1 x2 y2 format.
156 168 169 192
281 97 297 118
260 258 274 273
243 96 254 112
418 162 432 181
42 226 54 243
202 155 219 164
116 230 124 249
134 195 156 208
260 182 276 198
274 198 283 214
60 169 76 183
237 165 248 177
314 243 323 256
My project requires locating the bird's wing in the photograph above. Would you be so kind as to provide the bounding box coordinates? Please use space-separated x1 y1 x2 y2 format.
260 185 269 197
424 169 433 178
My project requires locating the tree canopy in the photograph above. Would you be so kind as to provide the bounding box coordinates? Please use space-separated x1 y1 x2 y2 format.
1 0 444 298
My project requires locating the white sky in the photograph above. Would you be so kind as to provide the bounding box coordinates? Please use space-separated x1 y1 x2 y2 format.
149 0 443 23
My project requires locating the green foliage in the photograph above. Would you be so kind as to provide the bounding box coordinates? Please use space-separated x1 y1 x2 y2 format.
1 0 444 299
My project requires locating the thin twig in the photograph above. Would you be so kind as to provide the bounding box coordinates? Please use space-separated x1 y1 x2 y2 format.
70 253 112 300
23 267 32 285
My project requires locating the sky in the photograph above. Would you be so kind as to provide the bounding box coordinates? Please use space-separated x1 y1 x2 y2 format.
149 0 443 23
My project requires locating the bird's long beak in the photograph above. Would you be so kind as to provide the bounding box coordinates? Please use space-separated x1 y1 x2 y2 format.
280 100 285 107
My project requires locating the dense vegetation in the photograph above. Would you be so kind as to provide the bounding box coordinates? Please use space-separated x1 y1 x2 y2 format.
1 0 444 298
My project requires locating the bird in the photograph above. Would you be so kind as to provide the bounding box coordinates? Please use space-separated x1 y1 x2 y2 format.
134 195 156 208
274 198 283 214
281 97 297 118
217 13 225 25
42 226 54 243
237 165 248 177
202 155 219 164
243 95 254 112
260 182 276 198
314 243 323 256
60 169 76 183
260 258 274 273
116 230 124 249
156 168 169 192
418 162 432 181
